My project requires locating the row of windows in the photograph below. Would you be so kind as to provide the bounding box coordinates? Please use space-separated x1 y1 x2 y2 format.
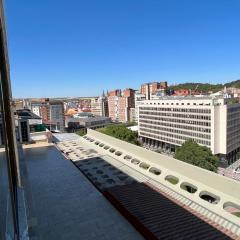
143 102 212 106
139 111 211 120
140 132 211 146
140 132 183 145
227 111 240 118
139 116 211 127
139 120 211 133
139 107 211 114
139 127 211 143
228 107 240 113
139 125 211 140
228 123 240 133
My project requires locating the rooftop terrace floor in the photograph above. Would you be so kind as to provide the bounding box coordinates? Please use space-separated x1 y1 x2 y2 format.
23 146 143 240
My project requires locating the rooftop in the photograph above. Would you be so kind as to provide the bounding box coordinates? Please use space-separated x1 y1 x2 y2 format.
55 130 240 239
20 145 143 240
68 117 111 123
15 109 41 119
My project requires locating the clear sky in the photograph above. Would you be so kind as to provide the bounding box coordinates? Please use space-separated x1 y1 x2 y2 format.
5 0 240 98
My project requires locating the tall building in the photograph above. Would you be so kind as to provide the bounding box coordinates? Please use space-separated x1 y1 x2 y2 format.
2 2 240 240
30 100 42 116
138 96 240 164
49 100 65 131
91 93 109 117
133 91 146 123
108 89 135 122
140 81 168 100
30 99 65 131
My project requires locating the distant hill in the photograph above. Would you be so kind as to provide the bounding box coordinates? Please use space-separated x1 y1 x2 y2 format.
171 80 240 93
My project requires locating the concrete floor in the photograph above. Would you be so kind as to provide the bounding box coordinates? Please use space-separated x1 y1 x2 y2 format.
23 146 143 240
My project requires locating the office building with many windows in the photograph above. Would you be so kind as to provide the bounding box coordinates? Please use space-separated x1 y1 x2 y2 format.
1 1 240 239
138 96 240 164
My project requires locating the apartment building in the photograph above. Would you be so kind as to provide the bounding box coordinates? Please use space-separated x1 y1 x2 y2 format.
108 89 135 122
91 95 109 117
173 89 201 96
31 101 42 116
138 96 240 164
132 91 146 123
30 99 65 131
140 81 168 100
50 101 65 131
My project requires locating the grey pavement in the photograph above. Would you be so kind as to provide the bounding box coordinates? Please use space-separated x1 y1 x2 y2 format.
23 146 143 240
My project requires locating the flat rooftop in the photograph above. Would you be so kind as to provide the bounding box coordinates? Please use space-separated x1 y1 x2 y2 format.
22 145 143 240
56 131 240 239
52 133 81 142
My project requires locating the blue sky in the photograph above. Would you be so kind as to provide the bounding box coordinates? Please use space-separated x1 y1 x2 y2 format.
5 0 240 97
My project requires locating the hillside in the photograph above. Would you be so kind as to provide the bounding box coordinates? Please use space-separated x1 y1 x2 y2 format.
171 80 240 93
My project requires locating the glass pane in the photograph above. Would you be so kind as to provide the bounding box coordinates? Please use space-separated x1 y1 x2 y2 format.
0 95 15 239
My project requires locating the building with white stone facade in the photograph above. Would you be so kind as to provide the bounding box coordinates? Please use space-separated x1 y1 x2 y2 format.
138 96 240 164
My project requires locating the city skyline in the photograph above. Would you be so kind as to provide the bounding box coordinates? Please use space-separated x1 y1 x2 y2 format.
6 0 240 98
1 1 240 239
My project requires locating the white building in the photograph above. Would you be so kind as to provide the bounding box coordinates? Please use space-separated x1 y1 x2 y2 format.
138 96 240 164
133 91 146 123
31 104 41 116
91 96 108 117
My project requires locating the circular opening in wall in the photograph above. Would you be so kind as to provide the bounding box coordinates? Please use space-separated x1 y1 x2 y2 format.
109 148 116 153
165 175 179 185
124 155 132 160
223 202 240 218
149 167 161 175
180 182 197 194
199 191 220 204
139 162 150 170
115 151 122 156
131 159 140 165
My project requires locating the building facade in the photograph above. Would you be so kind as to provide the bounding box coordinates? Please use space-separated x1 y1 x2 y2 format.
140 82 168 100
91 95 109 117
67 117 111 130
49 101 65 131
30 99 65 131
138 96 240 164
108 89 135 122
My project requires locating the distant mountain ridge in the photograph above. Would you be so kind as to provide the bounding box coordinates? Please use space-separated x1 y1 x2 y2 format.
171 79 240 93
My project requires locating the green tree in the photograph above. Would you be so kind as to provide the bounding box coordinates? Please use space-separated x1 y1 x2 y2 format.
98 124 140 145
75 128 86 136
175 140 218 172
